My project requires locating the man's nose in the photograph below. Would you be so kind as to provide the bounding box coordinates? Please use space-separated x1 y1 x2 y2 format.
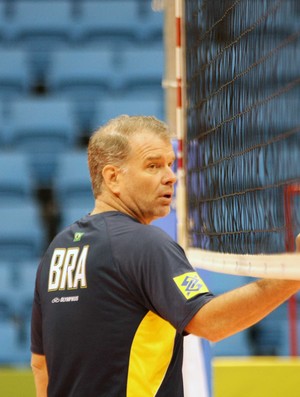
162 167 177 184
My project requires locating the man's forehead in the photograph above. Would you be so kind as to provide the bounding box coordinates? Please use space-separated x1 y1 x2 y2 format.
130 133 174 158
130 130 172 146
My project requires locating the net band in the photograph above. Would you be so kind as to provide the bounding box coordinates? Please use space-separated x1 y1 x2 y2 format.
187 248 300 280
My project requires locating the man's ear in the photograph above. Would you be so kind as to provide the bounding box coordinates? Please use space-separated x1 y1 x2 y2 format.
102 165 122 195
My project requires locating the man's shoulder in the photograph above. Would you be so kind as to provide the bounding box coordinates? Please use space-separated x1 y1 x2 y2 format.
105 212 173 239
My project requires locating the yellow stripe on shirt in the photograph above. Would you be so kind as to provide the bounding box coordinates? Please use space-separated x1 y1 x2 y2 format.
127 311 176 397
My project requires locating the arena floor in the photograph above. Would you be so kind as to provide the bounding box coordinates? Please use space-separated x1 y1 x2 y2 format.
1 358 300 397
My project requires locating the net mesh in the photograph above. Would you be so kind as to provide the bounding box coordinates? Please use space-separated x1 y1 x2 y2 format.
185 0 300 254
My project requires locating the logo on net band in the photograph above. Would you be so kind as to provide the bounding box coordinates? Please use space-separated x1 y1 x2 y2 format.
173 272 208 299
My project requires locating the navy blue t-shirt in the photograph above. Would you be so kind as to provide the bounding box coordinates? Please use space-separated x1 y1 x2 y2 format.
31 212 214 397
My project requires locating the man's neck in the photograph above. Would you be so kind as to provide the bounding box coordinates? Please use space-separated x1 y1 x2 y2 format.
90 197 118 215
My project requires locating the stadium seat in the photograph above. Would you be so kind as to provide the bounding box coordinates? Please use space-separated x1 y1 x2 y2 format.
5 0 75 81
47 48 115 96
0 2 8 43
6 0 74 47
137 1 164 42
0 48 32 97
15 260 38 319
0 261 15 321
75 0 140 45
59 205 92 232
250 304 289 356
0 151 34 204
92 95 165 128
0 101 4 145
0 321 30 365
46 48 116 129
116 46 164 95
7 97 77 186
0 259 37 365
212 330 251 356
0 202 45 262
54 150 94 212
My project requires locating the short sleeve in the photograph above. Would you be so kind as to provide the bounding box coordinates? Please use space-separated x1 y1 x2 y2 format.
114 226 214 334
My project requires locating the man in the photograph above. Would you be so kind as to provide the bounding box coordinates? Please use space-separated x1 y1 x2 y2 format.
31 115 300 397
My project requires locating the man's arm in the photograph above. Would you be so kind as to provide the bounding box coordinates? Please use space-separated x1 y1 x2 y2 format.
186 234 300 341
31 353 48 397
185 278 300 341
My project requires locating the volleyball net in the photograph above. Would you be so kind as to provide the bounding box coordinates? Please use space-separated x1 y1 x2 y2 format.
176 0 300 280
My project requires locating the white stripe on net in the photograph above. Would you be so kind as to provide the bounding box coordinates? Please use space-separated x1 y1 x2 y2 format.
187 248 300 280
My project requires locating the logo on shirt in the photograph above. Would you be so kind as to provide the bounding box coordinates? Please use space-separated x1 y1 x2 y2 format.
51 296 79 304
173 272 208 299
73 232 84 242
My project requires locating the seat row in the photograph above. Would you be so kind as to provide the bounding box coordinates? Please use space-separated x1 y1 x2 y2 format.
0 44 165 98
0 0 163 46
0 94 165 187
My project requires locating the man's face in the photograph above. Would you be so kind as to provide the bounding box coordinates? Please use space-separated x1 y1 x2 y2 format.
117 131 177 224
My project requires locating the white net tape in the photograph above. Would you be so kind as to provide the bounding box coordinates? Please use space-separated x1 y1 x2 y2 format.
187 248 300 280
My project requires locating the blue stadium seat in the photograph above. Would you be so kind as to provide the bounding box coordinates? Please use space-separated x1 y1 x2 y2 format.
75 0 140 45
0 202 45 261
46 48 116 129
0 151 34 204
92 95 165 128
250 304 289 356
6 0 74 47
0 321 30 365
0 48 31 97
0 261 15 321
54 150 94 212
47 48 115 96
0 101 4 145
59 205 92 232
137 2 164 43
0 259 37 365
116 46 164 95
5 0 75 81
7 97 77 186
0 2 8 43
15 260 38 319
212 330 251 356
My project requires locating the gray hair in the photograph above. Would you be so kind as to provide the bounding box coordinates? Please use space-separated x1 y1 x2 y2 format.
87 115 173 197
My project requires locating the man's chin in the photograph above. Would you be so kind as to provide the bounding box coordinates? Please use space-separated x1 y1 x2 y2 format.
153 208 171 220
